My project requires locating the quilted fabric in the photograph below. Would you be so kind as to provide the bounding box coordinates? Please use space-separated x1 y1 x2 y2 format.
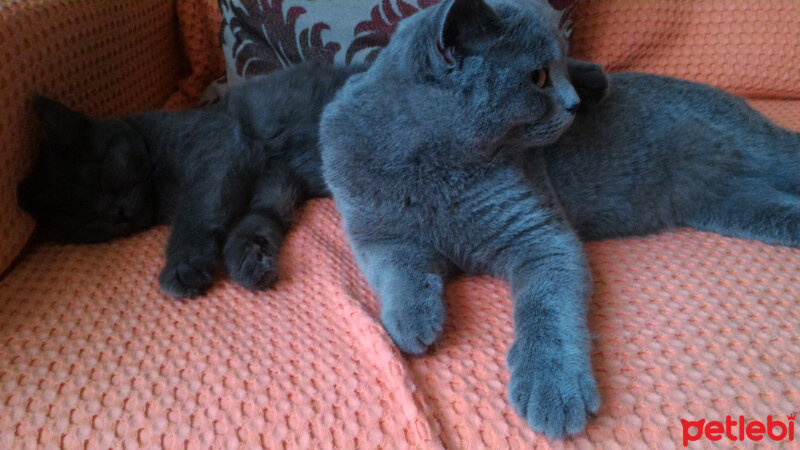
0 102 798 448
164 0 226 110
0 0 184 275
571 0 800 99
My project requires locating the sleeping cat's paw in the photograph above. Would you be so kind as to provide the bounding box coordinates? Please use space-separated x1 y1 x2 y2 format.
567 59 608 111
159 253 216 299
381 296 445 355
507 339 600 438
223 231 279 290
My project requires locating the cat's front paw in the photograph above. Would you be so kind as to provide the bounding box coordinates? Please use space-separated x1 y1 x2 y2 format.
223 232 278 290
159 254 216 299
381 298 445 355
568 61 608 111
507 340 600 438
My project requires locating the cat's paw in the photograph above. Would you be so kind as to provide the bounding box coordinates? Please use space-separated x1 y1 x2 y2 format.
507 340 600 438
159 254 215 299
223 233 278 290
568 61 608 111
381 299 445 355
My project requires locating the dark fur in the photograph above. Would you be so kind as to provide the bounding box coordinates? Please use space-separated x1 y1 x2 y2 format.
20 62 362 297
319 0 799 439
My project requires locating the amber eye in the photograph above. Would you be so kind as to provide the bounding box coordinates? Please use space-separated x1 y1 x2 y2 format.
530 68 548 88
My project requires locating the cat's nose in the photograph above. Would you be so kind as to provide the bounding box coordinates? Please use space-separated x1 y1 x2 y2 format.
565 101 580 114
556 82 580 114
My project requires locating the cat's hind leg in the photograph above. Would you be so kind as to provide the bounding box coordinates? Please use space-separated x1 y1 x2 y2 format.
685 186 800 248
223 171 304 290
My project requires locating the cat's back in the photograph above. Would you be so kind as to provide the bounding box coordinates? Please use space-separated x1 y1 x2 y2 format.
590 73 796 140
551 72 797 164
224 62 366 141
543 72 799 239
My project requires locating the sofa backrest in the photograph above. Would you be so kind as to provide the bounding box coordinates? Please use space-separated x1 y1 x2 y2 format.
571 0 800 99
185 0 798 100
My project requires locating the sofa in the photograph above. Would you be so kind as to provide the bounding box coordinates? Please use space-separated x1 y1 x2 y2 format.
1 0 798 447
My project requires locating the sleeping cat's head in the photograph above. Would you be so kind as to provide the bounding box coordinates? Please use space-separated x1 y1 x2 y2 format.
382 0 579 147
19 96 155 243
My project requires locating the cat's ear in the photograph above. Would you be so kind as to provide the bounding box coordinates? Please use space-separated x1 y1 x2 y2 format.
32 95 91 143
17 176 39 215
436 0 502 66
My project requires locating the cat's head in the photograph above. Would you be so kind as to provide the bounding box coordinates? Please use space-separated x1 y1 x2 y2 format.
18 96 155 243
385 0 580 147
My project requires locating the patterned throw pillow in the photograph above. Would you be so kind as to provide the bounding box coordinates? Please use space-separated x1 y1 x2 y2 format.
206 0 572 101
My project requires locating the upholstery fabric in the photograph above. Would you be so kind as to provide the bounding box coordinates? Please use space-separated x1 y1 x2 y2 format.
0 0 184 275
1 0 799 448
164 0 226 110
0 99 798 449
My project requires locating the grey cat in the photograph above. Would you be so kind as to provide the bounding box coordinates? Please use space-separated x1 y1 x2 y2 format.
320 0 799 439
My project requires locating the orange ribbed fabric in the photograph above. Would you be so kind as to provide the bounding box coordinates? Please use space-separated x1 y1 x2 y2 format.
571 0 800 99
163 0 225 110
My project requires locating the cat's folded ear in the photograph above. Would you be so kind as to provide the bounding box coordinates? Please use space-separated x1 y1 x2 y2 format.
436 0 502 66
17 176 39 216
31 95 91 143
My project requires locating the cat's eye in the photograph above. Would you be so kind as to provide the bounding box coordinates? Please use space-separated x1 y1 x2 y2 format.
530 68 549 88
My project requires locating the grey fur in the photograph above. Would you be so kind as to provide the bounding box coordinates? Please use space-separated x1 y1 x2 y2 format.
544 73 800 245
320 0 799 439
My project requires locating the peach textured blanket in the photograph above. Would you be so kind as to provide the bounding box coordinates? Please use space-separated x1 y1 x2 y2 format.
1 0 799 448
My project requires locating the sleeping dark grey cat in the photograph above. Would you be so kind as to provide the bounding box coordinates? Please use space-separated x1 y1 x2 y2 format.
320 0 798 439
19 58 605 298
19 62 362 297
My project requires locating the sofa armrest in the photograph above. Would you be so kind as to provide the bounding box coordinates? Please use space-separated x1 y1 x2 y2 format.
0 0 184 274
